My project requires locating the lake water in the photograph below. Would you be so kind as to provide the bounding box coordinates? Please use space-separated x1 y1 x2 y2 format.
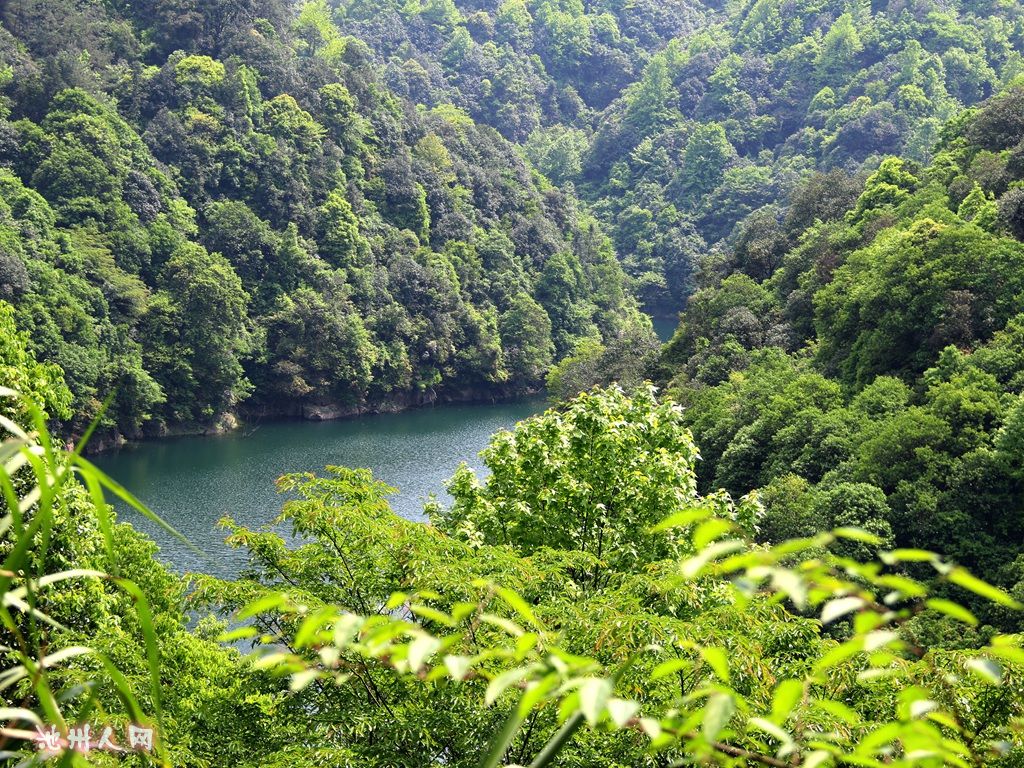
652 315 678 342
94 397 546 578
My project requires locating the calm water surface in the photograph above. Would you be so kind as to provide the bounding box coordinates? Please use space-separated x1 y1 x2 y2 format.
652 315 678 342
95 398 545 578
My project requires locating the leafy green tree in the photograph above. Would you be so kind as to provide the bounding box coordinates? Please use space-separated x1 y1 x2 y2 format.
434 386 706 570
812 481 894 559
815 219 1024 387
202 200 286 308
534 250 596 358
143 244 252 422
498 293 555 383
316 190 369 270
0 300 72 423
264 285 377 403
546 323 660 401
676 123 736 206
815 13 863 84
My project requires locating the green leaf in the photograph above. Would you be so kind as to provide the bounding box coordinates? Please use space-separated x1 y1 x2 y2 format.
578 677 612 725
771 569 807 610
925 598 978 626
814 638 863 673
410 603 458 627
882 548 937 563
948 568 1022 609
652 506 711 532
811 698 861 725
771 679 804 723
748 717 792 746
965 658 1002 684
496 586 543 630
407 635 441 673
987 644 1024 664
480 613 525 637
863 630 898 652
0 707 41 725
702 692 735 742
639 718 662 739
444 655 473 681
681 539 745 578
527 711 586 768
821 596 864 625
803 750 833 768
606 698 639 728
478 698 525 768
650 658 691 680
833 527 882 544
238 592 288 620
698 646 730 683
290 668 320 692
909 699 938 719
218 626 258 642
693 518 733 550
486 667 530 706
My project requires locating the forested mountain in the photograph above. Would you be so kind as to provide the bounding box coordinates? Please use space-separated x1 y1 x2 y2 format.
6 0 1024 766
0 0 647 439
581 0 1024 310
2 0 1020 439
318 0 1024 311
328 0 710 138
658 83 1024 634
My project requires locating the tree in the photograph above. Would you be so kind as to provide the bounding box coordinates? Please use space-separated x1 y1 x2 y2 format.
815 13 862 84
433 386 705 569
676 123 735 206
535 250 595 358
316 190 369 270
498 293 554 384
264 285 377 403
202 200 283 307
967 85 1024 151
0 299 72 423
815 220 1024 387
143 244 252 422
623 53 678 136
546 322 660 401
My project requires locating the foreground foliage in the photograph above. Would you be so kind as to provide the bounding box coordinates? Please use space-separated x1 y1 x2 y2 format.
197 388 1024 766
2 385 1023 766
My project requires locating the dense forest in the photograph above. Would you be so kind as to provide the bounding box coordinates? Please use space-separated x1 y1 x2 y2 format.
4 0 1024 766
0 0 650 440
657 83 1024 638
325 0 1024 311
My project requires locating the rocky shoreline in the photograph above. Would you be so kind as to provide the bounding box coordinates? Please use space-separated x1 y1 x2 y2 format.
84 385 543 454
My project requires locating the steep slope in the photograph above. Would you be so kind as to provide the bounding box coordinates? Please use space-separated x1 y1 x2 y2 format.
0 0 647 438
580 0 1024 310
287 0 1024 316
660 85 1024 630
